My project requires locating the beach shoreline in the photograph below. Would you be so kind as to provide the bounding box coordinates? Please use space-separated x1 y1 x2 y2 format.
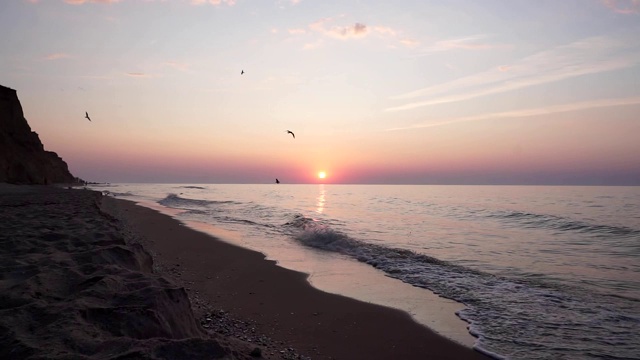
0 185 491 359
102 194 492 359
129 195 479 349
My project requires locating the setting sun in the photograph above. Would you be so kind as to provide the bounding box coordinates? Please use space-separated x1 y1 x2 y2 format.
318 171 327 179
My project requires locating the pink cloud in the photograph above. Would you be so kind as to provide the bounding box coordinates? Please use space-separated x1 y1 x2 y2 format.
400 38 420 48
423 35 505 52
309 18 369 39
125 72 156 78
601 0 640 14
303 18 415 49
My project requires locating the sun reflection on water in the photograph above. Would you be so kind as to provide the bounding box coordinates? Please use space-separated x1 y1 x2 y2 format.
316 184 326 214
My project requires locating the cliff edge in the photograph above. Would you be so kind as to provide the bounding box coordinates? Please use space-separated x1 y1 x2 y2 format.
0 84 76 184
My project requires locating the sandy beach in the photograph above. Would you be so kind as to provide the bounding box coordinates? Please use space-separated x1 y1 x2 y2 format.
1 185 491 359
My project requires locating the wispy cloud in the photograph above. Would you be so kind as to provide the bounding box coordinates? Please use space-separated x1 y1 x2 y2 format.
387 96 640 131
417 35 505 54
44 53 72 60
300 17 416 49
125 72 157 78
400 38 420 48
601 0 640 14
388 35 640 111
309 18 369 39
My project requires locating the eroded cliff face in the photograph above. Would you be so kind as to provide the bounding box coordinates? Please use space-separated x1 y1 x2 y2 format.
0 84 76 184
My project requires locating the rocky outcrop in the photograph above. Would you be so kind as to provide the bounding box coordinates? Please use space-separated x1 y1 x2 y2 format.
0 84 76 184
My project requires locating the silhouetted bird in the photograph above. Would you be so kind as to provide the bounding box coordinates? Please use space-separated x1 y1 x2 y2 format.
84 112 91 121
286 130 295 139
276 178 280 184
241 70 244 75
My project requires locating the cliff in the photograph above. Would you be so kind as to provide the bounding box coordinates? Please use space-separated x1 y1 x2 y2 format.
0 84 76 184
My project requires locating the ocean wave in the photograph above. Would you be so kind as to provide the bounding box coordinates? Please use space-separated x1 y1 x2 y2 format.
168 197 276 231
287 215 640 360
158 194 238 210
177 186 207 190
97 190 132 197
487 210 640 238
215 216 263 227
182 209 207 215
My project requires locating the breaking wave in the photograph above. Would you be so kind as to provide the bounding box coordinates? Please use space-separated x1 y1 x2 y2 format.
158 194 238 210
286 214 640 360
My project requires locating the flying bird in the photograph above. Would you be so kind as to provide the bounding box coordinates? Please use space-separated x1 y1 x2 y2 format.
84 112 91 122
286 130 295 139
241 70 244 75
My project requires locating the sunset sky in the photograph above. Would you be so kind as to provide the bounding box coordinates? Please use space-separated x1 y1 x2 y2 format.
1 0 639 184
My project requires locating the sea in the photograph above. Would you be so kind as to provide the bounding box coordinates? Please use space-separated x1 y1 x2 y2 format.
89 184 640 360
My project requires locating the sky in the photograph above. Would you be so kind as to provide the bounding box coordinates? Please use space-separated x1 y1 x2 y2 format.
1 0 639 185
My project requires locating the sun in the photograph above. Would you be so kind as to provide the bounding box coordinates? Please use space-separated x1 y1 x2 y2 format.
318 171 327 179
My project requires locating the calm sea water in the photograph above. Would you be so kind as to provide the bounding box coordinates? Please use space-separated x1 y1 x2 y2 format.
91 184 640 360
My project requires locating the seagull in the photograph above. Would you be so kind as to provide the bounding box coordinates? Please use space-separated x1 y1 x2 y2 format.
241 70 244 75
276 178 280 184
84 112 91 121
286 130 295 139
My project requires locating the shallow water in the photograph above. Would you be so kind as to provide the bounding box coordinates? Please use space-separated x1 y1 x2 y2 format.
93 184 640 360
